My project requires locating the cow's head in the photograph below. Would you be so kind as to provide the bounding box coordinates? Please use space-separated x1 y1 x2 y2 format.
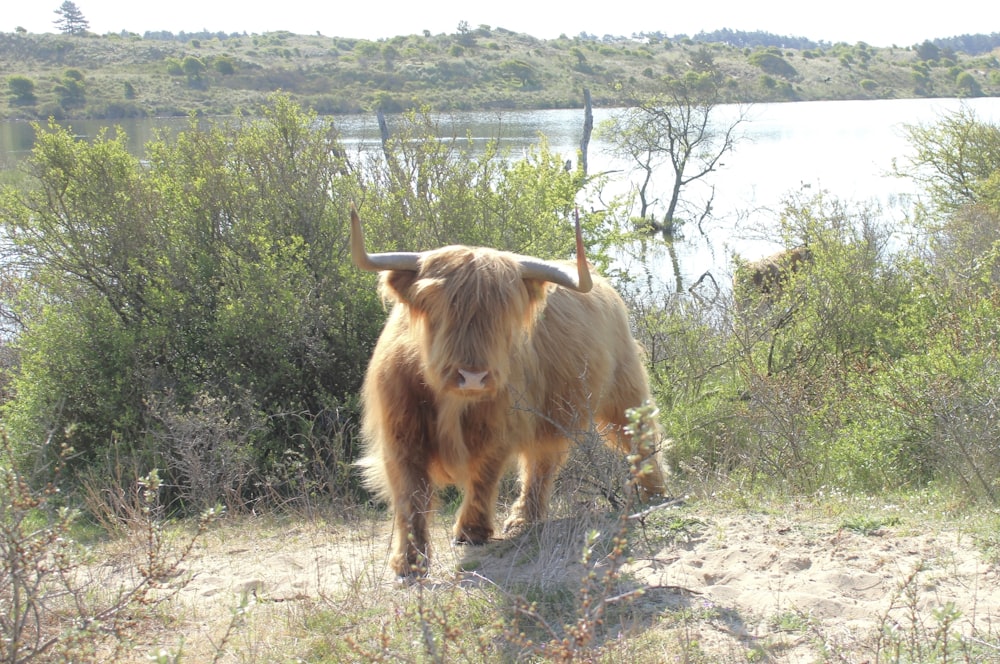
351 205 591 397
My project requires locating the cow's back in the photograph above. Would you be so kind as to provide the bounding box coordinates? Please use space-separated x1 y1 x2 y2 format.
526 275 648 432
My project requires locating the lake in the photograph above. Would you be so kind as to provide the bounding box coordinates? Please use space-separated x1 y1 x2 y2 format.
4 98 1000 287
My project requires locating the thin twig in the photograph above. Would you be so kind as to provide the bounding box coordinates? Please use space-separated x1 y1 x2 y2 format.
626 497 686 521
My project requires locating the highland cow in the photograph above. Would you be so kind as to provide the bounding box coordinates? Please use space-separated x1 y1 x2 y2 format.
351 206 666 578
735 245 813 298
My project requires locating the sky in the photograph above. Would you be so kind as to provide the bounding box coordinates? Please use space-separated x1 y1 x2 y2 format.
7 1 995 47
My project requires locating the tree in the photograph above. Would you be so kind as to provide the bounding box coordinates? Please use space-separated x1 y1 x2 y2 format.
956 71 983 97
599 70 749 291
7 75 37 105
500 59 536 87
456 20 475 46
182 56 207 81
53 1 89 36
915 40 940 62
53 69 86 108
179 56 208 89
896 106 1000 216
748 50 798 79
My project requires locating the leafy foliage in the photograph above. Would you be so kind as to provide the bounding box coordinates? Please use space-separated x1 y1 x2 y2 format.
631 109 1000 501
6 75 36 105
3 86 1000 520
896 105 1000 216
0 95 590 511
748 49 799 79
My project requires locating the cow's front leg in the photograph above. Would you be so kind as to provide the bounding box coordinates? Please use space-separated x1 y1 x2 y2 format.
388 467 434 578
452 454 506 545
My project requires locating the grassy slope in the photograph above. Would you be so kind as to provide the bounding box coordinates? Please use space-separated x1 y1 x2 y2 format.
1 27 998 121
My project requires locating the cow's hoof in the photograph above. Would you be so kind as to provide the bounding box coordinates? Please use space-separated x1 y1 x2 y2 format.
452 526 492 546
395 573 420 586
452 537 488 546
392 554 429 580
502 516 531 537
394 565 429 583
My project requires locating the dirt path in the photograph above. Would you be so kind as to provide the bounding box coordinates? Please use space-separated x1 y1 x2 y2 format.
116 505 999 662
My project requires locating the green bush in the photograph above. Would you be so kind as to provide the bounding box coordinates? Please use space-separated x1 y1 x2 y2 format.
0 96 590 511
7 75 37 105
956 70 983 96
0 98 374 500
634 106 1000 498
214 56 235 75
748 50 798 79
640 189 989 494
733 195 928 490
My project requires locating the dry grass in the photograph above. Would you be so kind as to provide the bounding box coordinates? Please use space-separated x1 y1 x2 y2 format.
5 420 1000 662
42 481 995 664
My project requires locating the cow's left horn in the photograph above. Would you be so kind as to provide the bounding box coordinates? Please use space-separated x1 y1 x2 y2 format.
350 204 421 273
519 210 593 293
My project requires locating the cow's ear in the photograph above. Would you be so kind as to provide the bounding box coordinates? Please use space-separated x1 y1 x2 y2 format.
521 278 553 304
379 270 420 304
381 272 445 310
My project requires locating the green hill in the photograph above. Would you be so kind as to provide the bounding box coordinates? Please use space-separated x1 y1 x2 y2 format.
1 26 999 120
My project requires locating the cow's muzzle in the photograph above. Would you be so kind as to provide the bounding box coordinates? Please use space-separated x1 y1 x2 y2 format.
456 368 490 392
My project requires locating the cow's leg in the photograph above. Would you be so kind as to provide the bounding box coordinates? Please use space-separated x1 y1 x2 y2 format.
597 359 669 501
386 465 435 578
503 439 568 535
599 414 668 501
452 453 506 545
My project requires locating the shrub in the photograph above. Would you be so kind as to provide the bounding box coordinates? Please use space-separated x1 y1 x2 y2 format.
7 75 37 105
0 98 591 512
639 191 950 493
748 50 798 79
0 100 374 500
0 434 217 661
956 70 983 96
214 56 235 75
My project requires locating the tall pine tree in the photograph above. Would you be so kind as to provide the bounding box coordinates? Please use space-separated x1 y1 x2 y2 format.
53 1 89 35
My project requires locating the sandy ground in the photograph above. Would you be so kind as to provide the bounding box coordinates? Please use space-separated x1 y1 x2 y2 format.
111 501 1000 662
624 509 1000 660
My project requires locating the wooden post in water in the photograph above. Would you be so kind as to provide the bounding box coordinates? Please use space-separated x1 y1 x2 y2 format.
376 109 391 163
580 88 593 176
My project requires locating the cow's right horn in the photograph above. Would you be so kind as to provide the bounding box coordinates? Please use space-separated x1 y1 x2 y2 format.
518 209 593 293
350 204 421 273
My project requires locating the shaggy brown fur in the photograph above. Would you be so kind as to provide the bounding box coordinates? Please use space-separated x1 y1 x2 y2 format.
353 209 667 578
735 245 813 297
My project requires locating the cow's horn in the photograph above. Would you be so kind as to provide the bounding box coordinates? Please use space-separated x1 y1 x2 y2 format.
518 210 593 293
350 204 421 273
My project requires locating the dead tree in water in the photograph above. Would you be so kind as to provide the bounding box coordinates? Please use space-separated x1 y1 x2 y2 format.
600 70 750 292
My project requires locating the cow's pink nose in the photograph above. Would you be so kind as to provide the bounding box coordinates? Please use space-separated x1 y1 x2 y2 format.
457 369 489 391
